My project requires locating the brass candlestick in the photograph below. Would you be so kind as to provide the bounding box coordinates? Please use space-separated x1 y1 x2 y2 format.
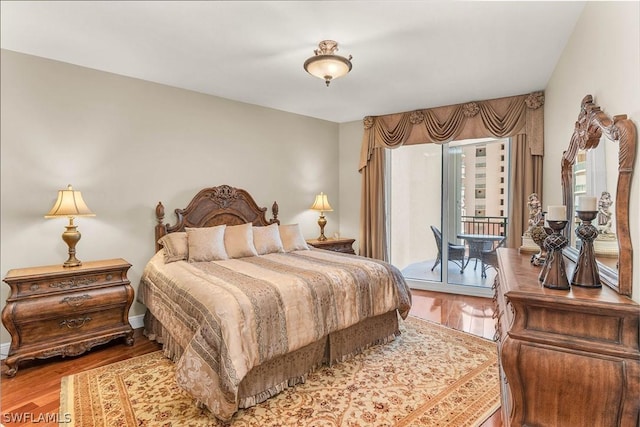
539 220 570 290
571 210 601 288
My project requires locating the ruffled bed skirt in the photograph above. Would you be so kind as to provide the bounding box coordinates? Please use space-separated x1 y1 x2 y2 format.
143 310 400 411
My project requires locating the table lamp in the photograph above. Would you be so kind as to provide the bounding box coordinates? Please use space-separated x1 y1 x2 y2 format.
45 184 95 267
310 192 333 241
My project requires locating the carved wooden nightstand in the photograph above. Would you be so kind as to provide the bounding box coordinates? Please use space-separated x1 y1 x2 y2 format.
1 258 134 377
306 237 356 254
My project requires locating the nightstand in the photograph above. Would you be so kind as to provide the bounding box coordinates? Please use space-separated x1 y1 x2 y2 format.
307 237 356 254
1 258 134 377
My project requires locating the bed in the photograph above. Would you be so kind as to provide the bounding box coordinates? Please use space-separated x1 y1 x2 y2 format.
138 185 412 421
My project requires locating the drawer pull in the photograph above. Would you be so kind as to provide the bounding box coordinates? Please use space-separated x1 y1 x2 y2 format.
60 294 92 307
59 316 92 329
50 277 97 289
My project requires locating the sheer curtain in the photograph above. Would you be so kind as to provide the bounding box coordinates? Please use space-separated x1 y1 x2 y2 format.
359 92 544 260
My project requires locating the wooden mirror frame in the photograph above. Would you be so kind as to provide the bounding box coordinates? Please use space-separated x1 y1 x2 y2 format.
561 95 636 296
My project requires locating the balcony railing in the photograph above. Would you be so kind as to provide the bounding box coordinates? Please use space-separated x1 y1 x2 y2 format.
460 215 507 237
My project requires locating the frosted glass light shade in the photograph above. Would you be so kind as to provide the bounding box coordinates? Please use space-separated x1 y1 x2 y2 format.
304 40 352 86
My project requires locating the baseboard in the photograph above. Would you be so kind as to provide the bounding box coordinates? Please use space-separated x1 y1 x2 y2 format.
0 314 145 360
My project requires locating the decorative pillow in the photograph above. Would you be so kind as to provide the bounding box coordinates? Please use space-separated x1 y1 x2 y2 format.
279 224 309 252
186 225 228 262
253 223 284 255
157 232 188 263
224 223 259 258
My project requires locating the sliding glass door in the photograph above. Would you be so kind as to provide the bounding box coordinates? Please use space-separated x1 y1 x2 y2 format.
389 138 509 296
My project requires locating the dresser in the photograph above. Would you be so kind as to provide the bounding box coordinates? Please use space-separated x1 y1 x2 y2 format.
306 237 356 254
2 258 134 376
494 249 639 426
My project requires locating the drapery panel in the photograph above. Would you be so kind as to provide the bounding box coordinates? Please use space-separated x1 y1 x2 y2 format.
359 92 544 261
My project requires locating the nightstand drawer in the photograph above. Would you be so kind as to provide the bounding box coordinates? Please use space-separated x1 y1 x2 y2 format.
11 286 129 319
328 241 355 253
17 307 127 346
11 269 126 299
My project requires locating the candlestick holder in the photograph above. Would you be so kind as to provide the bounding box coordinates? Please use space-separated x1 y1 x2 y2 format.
570 210 601 288
539 220 570 290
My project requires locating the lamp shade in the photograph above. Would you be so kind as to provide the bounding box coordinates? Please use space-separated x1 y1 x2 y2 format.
45 185 95 218
304 40 352 86
310 192 333 212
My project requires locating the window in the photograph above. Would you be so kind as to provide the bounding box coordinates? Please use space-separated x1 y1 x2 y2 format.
389 137 510 294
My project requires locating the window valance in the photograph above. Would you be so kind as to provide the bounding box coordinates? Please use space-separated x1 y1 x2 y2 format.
359 92 544 172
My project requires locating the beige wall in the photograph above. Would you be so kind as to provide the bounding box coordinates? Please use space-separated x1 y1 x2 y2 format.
0 50 340 345
544 1 640 303
338 120 364 254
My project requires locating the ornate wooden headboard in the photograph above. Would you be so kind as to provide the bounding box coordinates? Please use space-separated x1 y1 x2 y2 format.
154 185 279 251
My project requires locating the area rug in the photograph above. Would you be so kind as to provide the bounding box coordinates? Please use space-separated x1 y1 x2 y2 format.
60 316 500 426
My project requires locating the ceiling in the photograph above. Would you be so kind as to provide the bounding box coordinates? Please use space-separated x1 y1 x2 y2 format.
0 1 585 123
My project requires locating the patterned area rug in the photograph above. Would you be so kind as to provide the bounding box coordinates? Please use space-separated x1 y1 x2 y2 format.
60 317 500 426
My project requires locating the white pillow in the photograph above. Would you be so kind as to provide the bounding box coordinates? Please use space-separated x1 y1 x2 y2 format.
279 224 309 252
253 223 284 255
186 225 228 262
224 223 259 258
157 232 188 263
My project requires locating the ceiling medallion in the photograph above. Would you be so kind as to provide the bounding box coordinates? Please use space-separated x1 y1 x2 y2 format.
303 40 353 87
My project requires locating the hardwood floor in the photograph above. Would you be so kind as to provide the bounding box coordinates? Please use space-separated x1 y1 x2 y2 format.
410 289 502 427
0 290 501 426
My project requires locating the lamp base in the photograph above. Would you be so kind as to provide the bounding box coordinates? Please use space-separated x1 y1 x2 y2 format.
317 214 328 241
62 222 83 268
63 259 82 268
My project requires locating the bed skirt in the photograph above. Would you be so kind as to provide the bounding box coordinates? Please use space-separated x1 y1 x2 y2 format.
143 310 400 410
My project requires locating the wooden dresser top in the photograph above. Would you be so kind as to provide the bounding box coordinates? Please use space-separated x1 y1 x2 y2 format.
497 248 637 309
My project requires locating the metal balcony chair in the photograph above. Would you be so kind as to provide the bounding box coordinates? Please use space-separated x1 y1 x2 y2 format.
430 225 467 273
480 237 507 278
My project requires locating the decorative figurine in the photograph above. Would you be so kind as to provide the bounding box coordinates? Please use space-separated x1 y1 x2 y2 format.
527 193 543 232
530 217 551 266
597 191 614 235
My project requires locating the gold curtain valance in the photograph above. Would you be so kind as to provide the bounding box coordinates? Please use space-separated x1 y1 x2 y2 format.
359 92 544 172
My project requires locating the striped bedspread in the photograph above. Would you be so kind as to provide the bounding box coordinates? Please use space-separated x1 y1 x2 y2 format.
139 249 411 420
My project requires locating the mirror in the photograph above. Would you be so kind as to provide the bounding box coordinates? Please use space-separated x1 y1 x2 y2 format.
561 95 636 296
569 144 619 266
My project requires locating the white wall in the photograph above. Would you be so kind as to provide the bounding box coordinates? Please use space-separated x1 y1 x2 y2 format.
544 1 640 303
0 50 340 345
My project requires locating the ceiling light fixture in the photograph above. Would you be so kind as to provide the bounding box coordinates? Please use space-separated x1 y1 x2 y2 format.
304 40 352 87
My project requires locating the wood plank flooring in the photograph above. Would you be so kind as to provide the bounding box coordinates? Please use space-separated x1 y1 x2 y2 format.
0 290 502 426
